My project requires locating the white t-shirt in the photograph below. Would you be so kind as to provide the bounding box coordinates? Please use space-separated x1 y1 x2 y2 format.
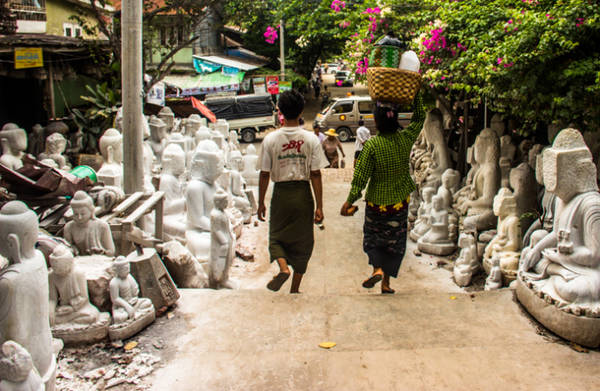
354 126 371 152
259 127 328 182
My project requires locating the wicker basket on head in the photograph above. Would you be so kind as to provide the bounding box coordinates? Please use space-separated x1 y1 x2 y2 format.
366 67 422 105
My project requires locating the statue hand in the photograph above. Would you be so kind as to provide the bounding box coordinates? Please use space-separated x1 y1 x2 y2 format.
56 305 74 316
90 247 104 255
522 248 542 271
70 295 85 310
124 303 136 319
541 248 560 264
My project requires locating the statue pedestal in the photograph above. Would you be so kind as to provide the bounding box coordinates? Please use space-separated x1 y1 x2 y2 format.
126 248 180 310
108 307 155 341
516 274 600 348
51 313 110 346
417 239 456 256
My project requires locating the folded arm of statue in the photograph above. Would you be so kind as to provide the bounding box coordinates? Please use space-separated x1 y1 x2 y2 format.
521 231 557 271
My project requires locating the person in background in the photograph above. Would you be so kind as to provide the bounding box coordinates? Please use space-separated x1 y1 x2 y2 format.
321 86 330 109
340 93 425 294
354 119 371 167
322 128 346 168
258 90 327 293
313 123 325 143
313 78 321 99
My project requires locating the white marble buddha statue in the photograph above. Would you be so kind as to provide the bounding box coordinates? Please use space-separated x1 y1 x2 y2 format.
109 257 154 324
409 187 435 242
38 133 70 170
523 149 556 246
148 116 168 162
195 125 212 145
228 150 252 224
453 233 479 287
48 245 102 327
97 128 123 188
64 191 115 256
0 341 44 391
209 190 235 289
421 108 451 188
0 201 56 390
417 194 456 256
157 106 175 133
160 144 187 240
483 188 522 282
457 128 501 232
0 124 27 170
186 140 225 259
520 128 600 313
241 144 260 186
485 257 503 291
499 134 516 188
185 114 202 143
215 119 229 138
453 146 479 205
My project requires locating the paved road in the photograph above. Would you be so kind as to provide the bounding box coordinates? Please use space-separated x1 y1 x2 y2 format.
148 165 599 390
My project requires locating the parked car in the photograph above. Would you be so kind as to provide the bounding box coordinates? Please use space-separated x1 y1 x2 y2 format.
334 71 354 87
327 63 339 74
203 94 276 143
314 96 413 142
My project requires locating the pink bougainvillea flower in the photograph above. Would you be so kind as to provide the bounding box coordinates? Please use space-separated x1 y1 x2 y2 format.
576 17 585 27
497 57 503 65
336 80 343 86
339 21 351 28
264 26 278 44
330 0 345 12
507 19 513 24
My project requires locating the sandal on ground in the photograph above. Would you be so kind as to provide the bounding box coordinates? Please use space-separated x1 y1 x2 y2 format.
362 273 383 288
381 287 395 294
267 272 290 291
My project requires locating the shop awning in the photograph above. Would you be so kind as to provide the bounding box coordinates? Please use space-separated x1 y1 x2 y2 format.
193 55 263 74
163 71 245 97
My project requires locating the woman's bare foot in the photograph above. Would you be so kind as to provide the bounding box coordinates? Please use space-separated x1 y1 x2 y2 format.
362 268 384 288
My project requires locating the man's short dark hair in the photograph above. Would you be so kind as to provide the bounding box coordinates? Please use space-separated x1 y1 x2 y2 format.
277 90 305 120
358 119 364 126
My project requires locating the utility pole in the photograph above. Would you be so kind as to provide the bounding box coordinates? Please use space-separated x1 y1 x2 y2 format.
121 0 144 193
279 20 285 81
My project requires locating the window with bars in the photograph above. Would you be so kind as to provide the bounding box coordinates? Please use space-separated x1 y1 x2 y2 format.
9 0 46 21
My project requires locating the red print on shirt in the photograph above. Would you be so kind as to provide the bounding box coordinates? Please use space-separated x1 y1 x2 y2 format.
282 140 304 153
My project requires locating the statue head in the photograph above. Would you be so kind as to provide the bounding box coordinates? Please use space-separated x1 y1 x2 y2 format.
509 162 534 194
49 244 75 277
246 144 257 156
432 194 444 211
32 123 44 137
493 188 517 218
543 128 598 201
0 125 27 155
195 126 212 143
162 143 186 176
229 150 243 172
528 144 544 169
422 187 435 202
0 201 39 264
213 189 229 211
70 191 96 226
473 128 500 165
215 119 229 136
113 256 130 279
0 341 33 383
185 114 201 136
167 133 187 153
441 169 460 190
458 232 475 249
99 128 123 164
45 132 67 155
423 108 444 146
490 114 505 137
149 116 168 142
158 106 174 129
191 140 224 183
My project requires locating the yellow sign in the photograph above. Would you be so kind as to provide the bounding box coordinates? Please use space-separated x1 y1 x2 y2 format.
14 47 43 69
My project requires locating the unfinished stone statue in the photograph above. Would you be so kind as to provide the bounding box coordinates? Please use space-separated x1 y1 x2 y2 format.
115 107 151 139
195 125 212 145
64 191 116 256
209 190 235 289
148 116 168 162
499 134 516 188
0 201 56 390
483 188 522 284
38 133 70 170
518 128 600 347
0 341 44 391
417 194 456 256
229 150 252 223
485 257 502 291
453 233 479 287
510 162 538 236
97 128 123 188
0 124 27 170
28 124 45 157
453 146 479 206
421 108 451 188
457 128 501 232
160 144 187 240
409 187 435 242
523 149 556 246
48 245 110 344
186 140 224 260
108 256 155 341
490 114 505 138
158 106 175 132
185 114 202 139
241 144 260 186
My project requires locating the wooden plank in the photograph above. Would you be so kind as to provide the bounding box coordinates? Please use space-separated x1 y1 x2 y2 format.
123 192 164 225
101 192 144 222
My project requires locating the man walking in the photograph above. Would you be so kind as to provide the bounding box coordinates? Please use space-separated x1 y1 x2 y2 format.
258 90 327 293
354 119 371 167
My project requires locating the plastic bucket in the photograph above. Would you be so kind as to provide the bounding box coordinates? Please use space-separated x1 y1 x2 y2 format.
70 165 97 183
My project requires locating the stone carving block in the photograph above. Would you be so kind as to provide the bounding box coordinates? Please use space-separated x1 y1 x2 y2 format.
126 248 180 309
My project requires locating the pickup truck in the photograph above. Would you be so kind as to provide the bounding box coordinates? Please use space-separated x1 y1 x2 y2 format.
203 94 277 143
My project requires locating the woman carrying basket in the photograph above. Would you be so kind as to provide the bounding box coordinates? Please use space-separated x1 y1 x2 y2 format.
340 93 425 293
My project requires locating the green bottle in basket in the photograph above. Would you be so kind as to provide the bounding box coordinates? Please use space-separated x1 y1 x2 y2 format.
70 165 97 183
369 34 407 68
